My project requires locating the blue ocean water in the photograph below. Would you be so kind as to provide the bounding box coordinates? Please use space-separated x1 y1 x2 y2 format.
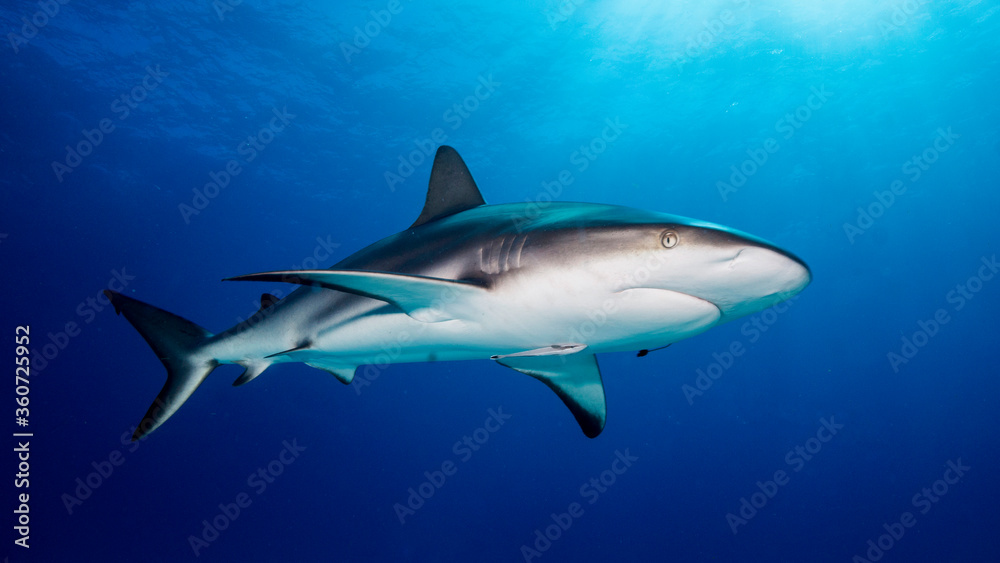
2 1 999 561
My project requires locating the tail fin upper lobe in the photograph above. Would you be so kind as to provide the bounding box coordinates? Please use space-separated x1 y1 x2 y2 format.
105 290 219 441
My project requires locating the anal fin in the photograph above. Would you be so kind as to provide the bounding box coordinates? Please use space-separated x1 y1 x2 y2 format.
306 362 356 385
233 362 269 387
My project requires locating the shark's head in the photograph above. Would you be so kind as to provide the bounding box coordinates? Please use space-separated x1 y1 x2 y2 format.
611 214 811 322
533 206 810 326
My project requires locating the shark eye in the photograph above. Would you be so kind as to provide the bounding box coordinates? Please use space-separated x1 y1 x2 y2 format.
660 231 679 248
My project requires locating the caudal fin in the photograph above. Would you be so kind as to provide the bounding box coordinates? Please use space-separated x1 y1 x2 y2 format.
105 290 219 441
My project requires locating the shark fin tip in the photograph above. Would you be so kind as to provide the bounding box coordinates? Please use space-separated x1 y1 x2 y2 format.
104 290 123 315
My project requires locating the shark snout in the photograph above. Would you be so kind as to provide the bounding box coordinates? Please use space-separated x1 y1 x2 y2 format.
715 244 811 318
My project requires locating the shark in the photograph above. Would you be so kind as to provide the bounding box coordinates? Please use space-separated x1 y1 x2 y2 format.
107 146 810 441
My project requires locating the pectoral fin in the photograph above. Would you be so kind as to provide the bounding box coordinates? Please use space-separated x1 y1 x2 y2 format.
225 270 486 322
495 352 606 438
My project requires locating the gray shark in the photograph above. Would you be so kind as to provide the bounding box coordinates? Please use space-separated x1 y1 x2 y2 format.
107 146 810 441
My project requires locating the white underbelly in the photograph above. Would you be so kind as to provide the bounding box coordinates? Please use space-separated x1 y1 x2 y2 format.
308 285 721 365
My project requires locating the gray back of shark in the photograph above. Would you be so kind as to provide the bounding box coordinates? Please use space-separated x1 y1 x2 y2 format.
107 146 811 441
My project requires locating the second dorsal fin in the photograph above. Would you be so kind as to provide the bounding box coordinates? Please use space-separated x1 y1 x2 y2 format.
259 293 279 313
409 146 486 229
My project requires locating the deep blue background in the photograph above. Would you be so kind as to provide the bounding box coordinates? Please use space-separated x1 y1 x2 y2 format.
2 1 998 561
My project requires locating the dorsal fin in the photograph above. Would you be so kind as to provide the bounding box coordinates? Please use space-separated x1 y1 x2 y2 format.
258 293 279 313
410 146 486 229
